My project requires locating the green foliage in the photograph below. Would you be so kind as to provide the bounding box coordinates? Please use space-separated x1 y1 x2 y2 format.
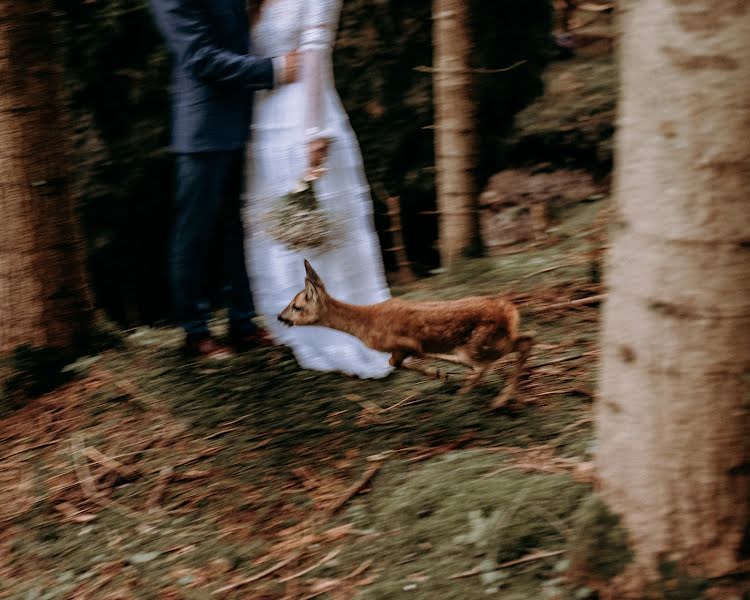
56 0 551 325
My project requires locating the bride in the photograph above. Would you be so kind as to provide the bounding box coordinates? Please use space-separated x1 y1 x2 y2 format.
243 0 393 379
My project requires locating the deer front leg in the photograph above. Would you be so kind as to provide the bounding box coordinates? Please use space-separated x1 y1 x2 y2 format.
389 350 409 369
401 357 451 381
491 333 534 410
424 353 474 368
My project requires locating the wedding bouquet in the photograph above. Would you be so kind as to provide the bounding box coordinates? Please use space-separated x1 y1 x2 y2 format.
264 171 336 252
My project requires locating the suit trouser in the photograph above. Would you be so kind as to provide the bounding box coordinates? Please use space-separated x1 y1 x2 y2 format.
170 150 255 339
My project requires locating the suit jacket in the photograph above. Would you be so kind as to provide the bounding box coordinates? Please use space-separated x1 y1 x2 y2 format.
148 0 275 153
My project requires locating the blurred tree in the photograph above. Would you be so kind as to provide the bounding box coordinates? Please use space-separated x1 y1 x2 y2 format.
432 0 479 265
597 0 750 591
0 1 92 355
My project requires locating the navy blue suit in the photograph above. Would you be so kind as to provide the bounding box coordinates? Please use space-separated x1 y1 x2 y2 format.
148 0 276 340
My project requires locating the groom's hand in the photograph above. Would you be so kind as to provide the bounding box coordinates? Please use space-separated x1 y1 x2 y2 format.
281 49 300 84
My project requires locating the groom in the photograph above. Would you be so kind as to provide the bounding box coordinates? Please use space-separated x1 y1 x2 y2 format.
148 0 298 358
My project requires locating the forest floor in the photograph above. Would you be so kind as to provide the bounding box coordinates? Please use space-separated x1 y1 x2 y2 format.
0 195 613 600
0 14 632 600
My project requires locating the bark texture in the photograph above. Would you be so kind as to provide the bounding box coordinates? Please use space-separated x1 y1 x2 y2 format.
432 0 479 266
597 0 750 589
0 1 92 353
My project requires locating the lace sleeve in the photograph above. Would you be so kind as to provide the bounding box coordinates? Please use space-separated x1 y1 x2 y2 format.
301 0 340 142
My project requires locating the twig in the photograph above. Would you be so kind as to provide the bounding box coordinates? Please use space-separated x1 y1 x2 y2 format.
345 559 373 580
480 465 516 479
408 434 475 462
449 566 483 580
212 553 302 595
521 263 578 279
385 196 416 285
530 353 586 369
298 560 374 600
531 294 606 312
325 463 382 517
277 548 341 582
559 416 593 433
415 59 527 74
449 549 566 579
381 394 421 413
497 549 566 569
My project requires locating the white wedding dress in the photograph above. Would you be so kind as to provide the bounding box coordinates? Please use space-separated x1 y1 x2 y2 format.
243 0 393 379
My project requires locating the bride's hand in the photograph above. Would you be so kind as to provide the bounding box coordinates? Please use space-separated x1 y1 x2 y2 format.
308 138 329 172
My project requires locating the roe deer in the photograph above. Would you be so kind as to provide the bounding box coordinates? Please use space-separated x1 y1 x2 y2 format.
277 260 534 409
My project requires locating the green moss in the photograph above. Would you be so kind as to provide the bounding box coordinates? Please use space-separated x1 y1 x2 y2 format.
373 452 586 562
350 452 589 598
568 495 633 581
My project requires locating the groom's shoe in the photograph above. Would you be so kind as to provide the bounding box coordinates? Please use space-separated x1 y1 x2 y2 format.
183 336 234 360
229 328 275 352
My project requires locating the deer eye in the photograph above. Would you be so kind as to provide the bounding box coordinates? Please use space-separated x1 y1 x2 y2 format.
293 305 303 312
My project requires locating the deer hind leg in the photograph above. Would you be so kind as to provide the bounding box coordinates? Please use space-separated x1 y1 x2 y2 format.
458 365 488 394
491 333 534 410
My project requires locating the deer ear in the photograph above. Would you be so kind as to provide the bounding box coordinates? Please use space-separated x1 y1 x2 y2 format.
304 259 325 290
304 277 319 301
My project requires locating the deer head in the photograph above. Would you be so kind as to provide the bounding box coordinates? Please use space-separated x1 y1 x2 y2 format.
277 260 328 327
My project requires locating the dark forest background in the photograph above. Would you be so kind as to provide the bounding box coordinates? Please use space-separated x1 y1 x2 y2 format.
56 0 552 326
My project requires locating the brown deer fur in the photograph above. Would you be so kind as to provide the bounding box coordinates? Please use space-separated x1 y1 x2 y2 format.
277 261 534 409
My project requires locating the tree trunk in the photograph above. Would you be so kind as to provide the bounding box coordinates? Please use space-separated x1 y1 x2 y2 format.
597 0 750 591
432 0 479 266
0 1 92 354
